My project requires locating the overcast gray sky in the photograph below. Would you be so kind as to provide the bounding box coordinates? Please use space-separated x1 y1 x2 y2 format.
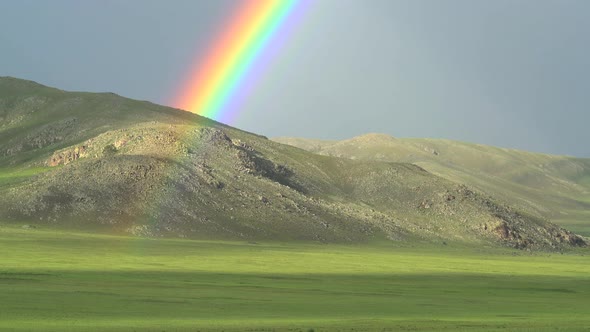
1 0 588 156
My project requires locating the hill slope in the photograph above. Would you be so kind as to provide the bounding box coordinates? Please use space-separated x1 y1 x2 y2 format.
0 77 585 249
273 134 590 236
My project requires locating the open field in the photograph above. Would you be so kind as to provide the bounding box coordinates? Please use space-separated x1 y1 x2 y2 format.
1 226 589 331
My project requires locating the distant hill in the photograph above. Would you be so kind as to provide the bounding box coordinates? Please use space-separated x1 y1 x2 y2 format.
0 77 585 250
274 134 590 236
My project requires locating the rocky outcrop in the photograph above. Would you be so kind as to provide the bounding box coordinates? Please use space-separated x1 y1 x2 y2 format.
47 145 88 166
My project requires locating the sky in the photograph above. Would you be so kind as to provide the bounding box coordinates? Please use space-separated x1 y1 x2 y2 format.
0 0 588 157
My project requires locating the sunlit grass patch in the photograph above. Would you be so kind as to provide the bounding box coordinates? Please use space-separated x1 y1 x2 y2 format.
0 167 53 186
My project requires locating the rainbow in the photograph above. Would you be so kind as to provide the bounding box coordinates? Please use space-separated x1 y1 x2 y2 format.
172 0 307 123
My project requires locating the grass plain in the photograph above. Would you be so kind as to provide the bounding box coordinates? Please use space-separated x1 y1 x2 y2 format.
1 226 589 332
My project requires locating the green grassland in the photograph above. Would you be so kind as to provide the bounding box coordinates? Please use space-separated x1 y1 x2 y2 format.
1 226 589 331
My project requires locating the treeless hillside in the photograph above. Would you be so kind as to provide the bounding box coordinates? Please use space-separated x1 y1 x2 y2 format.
0 77 585 250
274 134 590 236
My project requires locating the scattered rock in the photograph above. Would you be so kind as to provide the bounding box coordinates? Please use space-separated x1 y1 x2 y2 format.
195 127 231 145
423 147 439 156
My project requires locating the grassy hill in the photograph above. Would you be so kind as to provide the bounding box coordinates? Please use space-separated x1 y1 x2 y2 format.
273 134 590 236
0 77 585 250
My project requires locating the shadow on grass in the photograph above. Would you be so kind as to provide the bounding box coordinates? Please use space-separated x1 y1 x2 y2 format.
1 270 589 331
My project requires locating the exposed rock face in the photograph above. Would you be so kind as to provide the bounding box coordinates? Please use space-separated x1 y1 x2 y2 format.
195 127 232 145
47 146 87 166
